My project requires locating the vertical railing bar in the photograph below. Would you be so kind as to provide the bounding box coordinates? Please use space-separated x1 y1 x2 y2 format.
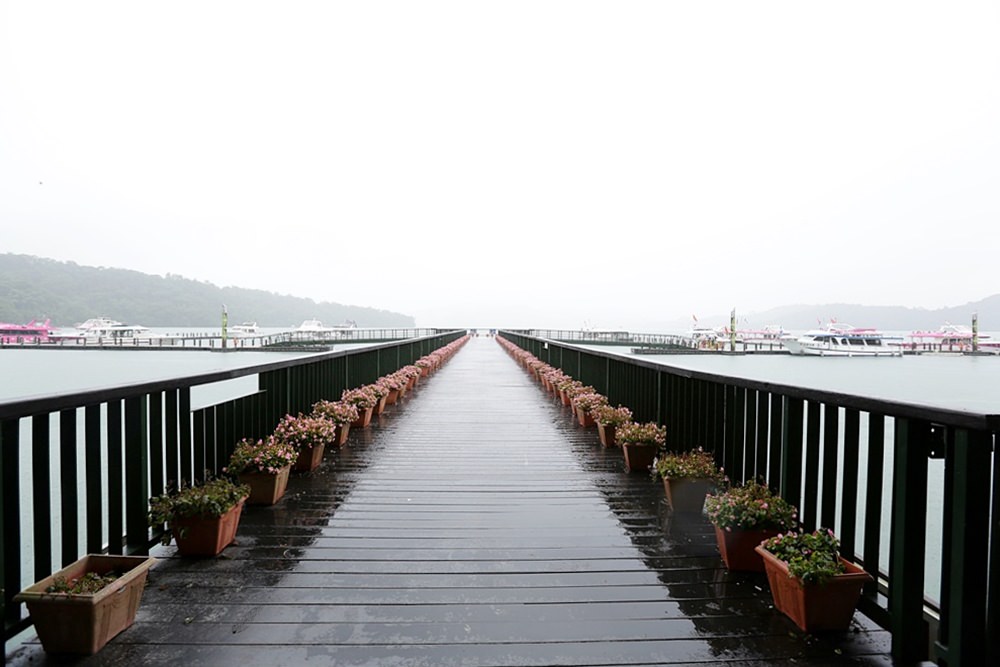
863 413 885 594
889 417 930 664
123 395 149 555
1 418 22 628
802 401 821 532
179 388 192 486
84 405 103 554
821 403 839 530
768 393 782 489
58 409 79 567
780 397 804 506
840 408 861 560
31 415 52 578
106 399 123 554
149 392 164 500
755 391 768 481
935 427 990 665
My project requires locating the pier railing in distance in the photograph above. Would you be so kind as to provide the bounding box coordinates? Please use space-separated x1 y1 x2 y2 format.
0 330 464 647
500 330 998 667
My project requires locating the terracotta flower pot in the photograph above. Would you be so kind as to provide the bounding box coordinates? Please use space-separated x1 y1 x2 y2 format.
170 497 247 556
662 477 715 514
622 442 656 472
335 423 351 446
374 395 388 415
576 407 596 427
14 554 155 655
293 443 325 472
755 545 872 632
597 423 617 448
351 405 374 429
559 391 571 406
386 389 400 405
239 464 291 506
713 525 781 571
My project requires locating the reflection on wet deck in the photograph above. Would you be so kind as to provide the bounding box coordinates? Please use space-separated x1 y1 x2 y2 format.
8 338 891 666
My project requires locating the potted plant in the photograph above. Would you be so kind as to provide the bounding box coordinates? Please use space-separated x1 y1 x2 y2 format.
342 386 379 428
312 399 359 445
617 421 666 472
591 405 632 447
571 390 606 427
272 413 335 472
14 554 156 654
380 373 408 405
651 448 725 513
705 480 798 571
755 529 872 632
148 477 250 556
226 436 297 505
369 381 390 415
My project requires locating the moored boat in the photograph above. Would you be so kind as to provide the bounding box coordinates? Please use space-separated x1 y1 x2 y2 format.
782 322 903 357
0 319 54 344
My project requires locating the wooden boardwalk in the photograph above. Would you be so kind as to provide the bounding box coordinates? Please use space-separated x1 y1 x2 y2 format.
8 337 892 666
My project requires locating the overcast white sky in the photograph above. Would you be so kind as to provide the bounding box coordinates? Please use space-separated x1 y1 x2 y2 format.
2 1 998 330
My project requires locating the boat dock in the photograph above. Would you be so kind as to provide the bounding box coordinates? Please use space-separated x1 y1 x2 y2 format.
5 338 892 665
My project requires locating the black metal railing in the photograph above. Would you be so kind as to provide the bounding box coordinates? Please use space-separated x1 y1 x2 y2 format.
0 330 464 645
500 331 998 667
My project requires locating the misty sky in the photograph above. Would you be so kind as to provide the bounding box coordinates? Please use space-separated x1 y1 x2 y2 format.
2 2 998 330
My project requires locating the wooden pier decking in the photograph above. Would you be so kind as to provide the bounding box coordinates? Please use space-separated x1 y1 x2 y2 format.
7 337 893 666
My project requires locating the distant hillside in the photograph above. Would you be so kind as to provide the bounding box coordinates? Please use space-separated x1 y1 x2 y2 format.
0 254 415 328
655 297 1000 332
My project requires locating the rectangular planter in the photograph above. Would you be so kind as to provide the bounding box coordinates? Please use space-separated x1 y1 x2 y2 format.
597 423 617 448
622 442 656 472
713 525 780 572
755 546 872 632
171 497 247 556
15 554 155 655
662 477 715 514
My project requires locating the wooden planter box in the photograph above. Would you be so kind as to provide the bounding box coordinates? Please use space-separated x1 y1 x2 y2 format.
15 554 155 654
170 497 247 556
755 546 872 632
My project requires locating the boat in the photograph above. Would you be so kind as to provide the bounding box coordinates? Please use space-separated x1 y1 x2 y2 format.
294 319 358 338
0 319 54 344
75 317 152 340
782 322 903 357
229 321 259 336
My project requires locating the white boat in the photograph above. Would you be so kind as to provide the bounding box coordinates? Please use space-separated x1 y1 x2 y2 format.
782 323 903 357
75 317 152 339
229 321 259 336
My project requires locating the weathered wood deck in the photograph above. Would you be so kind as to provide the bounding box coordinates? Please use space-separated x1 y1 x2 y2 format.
8 337 892 666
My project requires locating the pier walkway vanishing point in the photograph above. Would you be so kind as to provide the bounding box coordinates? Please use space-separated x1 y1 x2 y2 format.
8 337 892 666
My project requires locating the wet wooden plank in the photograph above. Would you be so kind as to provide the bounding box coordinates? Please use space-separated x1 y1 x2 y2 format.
6 338 891 666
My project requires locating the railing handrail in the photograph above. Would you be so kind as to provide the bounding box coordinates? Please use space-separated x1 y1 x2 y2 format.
527 335 1000 433
0 332 463 419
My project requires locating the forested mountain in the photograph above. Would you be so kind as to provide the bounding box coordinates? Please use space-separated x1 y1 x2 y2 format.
0 254 415 328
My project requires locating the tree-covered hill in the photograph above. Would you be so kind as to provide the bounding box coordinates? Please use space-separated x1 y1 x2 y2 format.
0 254 415 328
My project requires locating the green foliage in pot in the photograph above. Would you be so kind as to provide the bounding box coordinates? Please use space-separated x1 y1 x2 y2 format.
760 528 846 585
705 480 798 531
148 477 250 545
651 447 725 481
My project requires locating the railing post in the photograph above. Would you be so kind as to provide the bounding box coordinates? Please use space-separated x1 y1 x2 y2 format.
124 396 149 554
935 427 990 665
780 396 804 505
1 419 21 632
890 417 930 663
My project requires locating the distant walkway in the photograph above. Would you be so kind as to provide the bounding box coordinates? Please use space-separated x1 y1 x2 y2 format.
9 337 891 666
